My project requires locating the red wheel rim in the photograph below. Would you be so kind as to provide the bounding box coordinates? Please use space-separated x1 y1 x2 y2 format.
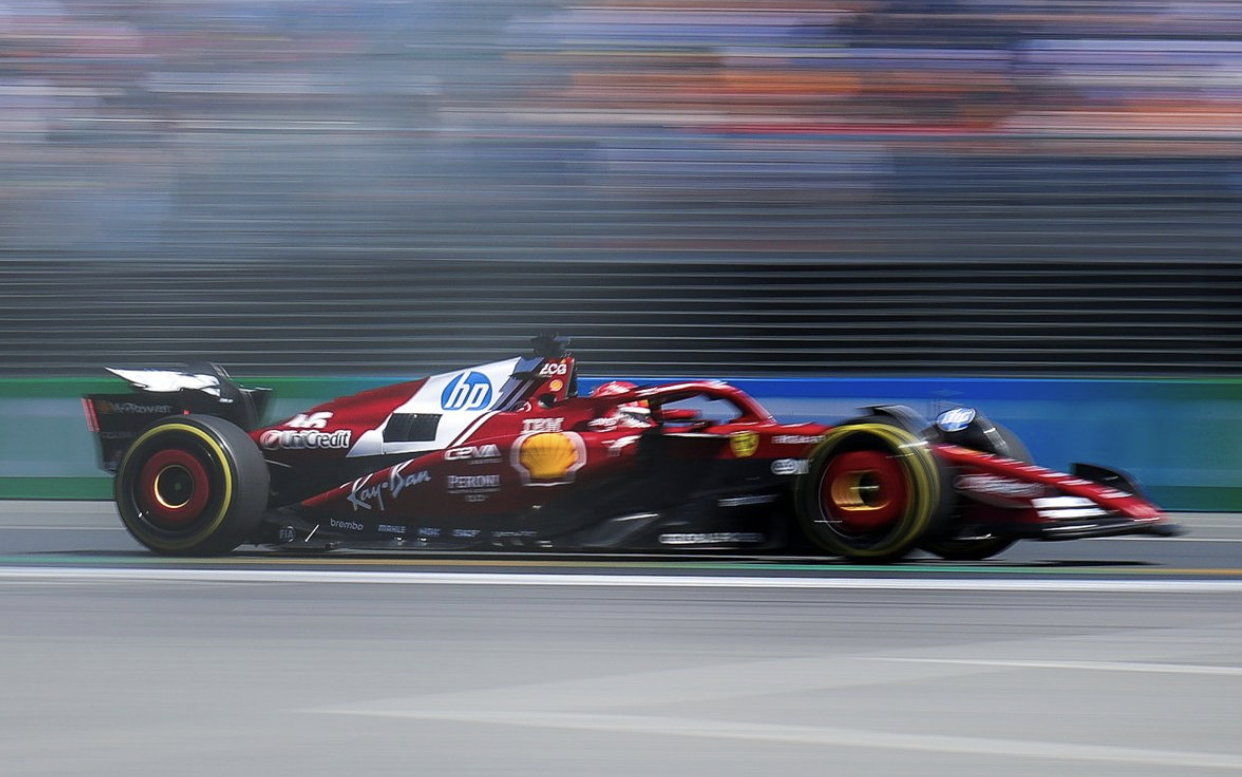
819 450 908 533
137 449 211 528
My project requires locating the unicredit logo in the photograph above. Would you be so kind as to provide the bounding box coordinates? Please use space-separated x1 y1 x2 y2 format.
260 429 352 451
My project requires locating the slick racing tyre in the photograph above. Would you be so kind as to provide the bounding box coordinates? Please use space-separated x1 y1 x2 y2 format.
115 414 269 556
920 423 1028 562
795 418 947 563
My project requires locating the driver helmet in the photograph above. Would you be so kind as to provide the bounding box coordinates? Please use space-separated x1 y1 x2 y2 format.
589 381 651 428
592 380 637 399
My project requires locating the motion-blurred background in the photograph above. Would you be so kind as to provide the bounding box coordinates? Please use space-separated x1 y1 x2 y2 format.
1 0 1240 377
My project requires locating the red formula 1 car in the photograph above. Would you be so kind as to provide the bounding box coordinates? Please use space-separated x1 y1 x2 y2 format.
83 336 1180 562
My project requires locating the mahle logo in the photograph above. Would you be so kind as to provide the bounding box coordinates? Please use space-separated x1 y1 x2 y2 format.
441 371 493 411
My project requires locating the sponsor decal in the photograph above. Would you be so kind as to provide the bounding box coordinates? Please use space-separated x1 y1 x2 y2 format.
107 368 220 396
513 432 587 485
329 518 365 532
492 530 538 539
348 463 431 512
453 529 481 539
937 407 977 433
388 465 431 497
97 400 173 415
522 417 564 433
418 527 441 538
659 532 765 545
447 473 501 492
349 479 385 511
718 494 779 508
604 434 642 456
378 524 406 535
771 458 809 476
773 434 823 446
729 431 759 458
538 362 569 377
440 371 494 411
260 429 352 451
1032 495 1108 520
954 473 1045 498
549 379 564 392
100 431 135 440
445 443 503 463
284 412 332 429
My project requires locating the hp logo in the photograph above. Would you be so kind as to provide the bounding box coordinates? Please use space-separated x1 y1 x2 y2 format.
936 407 977 433
441 371 493 411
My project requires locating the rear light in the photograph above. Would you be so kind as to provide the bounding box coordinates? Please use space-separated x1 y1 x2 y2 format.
82 397 99 433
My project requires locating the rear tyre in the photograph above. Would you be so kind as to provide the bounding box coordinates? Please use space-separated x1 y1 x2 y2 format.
921 423 1028 561
795 419 946 563
115 415 269 556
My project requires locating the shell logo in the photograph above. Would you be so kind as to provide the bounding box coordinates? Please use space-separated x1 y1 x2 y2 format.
513 432 587 485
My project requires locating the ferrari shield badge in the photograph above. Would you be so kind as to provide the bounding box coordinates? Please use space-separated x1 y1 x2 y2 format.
729 431 759 458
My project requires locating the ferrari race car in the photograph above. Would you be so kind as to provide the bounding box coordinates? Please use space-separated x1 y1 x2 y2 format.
83 336 1180 562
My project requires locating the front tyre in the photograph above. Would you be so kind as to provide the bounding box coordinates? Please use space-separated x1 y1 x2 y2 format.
919 532 1014 562
920 422 1028 562
795 419 946 563
115 415 269 555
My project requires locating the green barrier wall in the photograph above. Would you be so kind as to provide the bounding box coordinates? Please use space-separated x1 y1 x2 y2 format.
2 376 1239 510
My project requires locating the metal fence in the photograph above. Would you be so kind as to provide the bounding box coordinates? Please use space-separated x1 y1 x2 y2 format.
2 257 1239 377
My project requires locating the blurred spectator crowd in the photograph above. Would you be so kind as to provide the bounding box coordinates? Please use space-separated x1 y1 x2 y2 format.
2 0 1241 259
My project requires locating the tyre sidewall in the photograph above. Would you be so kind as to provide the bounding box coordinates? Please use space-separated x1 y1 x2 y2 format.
920 421 1028 561
115 415 268 555
796 420 946 562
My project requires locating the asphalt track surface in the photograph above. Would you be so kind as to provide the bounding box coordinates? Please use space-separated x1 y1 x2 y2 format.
2 502 1241 777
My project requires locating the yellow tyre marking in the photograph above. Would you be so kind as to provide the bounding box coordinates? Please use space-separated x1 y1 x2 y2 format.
803 423 940 558
117 423 235 551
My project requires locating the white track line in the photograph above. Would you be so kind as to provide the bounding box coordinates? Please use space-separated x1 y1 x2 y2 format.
311 709 1242 771
877 657 1242 677
1 566 1242 592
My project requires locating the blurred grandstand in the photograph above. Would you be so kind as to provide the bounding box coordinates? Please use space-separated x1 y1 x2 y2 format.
1 0 1239 376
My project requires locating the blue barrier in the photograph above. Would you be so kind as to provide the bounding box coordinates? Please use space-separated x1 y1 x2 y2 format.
2 376 1238 509
581 376 1242 511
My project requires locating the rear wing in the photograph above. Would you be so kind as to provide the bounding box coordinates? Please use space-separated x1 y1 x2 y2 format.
83 363 271 472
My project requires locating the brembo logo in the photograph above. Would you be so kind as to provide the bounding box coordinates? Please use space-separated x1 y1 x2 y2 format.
259 429 352 451
441 371 493 411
